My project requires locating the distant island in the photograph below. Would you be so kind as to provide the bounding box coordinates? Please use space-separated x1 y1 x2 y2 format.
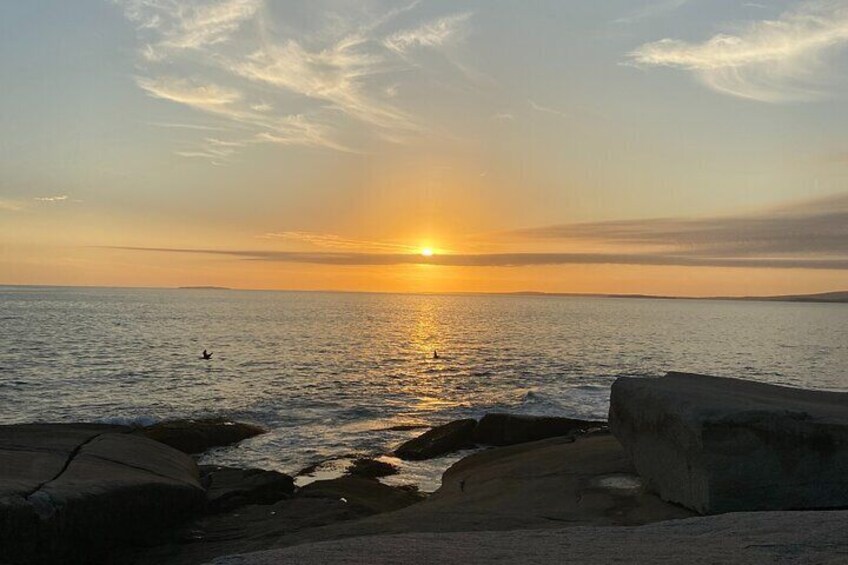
506 290 848 304
731 291 848 303
178 286 231 290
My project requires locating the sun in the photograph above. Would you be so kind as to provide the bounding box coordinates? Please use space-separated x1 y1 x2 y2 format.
421 247 434 257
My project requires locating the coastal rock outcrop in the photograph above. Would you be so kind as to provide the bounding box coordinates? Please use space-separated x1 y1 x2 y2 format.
609 372 848 514
473 413 605 446
393 419 477 460
201 466 295 513
141 418 266 454
394 414 606 460
0 423 205 564
346 458 399 479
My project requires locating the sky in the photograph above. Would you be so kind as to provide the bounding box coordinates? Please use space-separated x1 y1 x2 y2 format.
2 0 848 295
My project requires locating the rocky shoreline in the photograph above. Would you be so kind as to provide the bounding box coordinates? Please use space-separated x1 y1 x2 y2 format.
2 372 846 564
0 412 604 564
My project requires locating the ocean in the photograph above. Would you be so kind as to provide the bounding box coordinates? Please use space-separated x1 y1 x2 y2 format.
2 286 846 490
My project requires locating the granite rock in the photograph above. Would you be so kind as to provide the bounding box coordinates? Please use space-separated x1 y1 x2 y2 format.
609 372 848 514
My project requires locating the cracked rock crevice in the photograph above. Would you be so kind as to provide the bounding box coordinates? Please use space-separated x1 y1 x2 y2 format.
24 431 111 502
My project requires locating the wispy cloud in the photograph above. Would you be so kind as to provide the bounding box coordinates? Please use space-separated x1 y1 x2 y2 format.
117 1 476 159
529 100 569 119
222 34 418 134
33 195 69 202
1 194 74 211
137 76 243 112
148 121 229 131
628 1 848 102
384 12 471 54
260 231 418 253
120 0 261 60
136 76 349 155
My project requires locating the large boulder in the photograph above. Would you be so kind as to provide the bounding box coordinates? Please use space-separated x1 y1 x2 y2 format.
609 372 848 514
201 466 295 513
141 418 266 454
0 424 205 564
473 413 605 446
393 419 477 460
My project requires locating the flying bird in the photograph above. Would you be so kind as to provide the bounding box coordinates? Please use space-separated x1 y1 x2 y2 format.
201 349 213 360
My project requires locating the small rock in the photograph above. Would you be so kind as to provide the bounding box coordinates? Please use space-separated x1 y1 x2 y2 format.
346 458 399 480
201 466 295 513
141 418 266 454
393 419 477 460
474 413 605 446
378 424 431 432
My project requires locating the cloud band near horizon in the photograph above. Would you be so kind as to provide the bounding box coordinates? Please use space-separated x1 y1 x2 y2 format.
113 191 848 271
111 247 848 270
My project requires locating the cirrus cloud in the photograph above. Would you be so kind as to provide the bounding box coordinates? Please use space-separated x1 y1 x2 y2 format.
629 1 848 102
117 0 476 160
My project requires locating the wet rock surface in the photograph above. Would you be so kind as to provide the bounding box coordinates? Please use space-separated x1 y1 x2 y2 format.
346 458 399 479
473 413 606 446
394 419 477 460
140 419 266 455
200 466 295 513
394 414 605 460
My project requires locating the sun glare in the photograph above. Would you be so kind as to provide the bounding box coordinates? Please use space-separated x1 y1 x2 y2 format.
421 247 434 257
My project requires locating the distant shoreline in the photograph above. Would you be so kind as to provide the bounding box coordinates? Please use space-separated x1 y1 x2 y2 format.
502 290 848 304
1 284 846 303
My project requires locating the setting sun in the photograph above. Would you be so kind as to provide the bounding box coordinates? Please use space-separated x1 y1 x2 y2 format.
421 248 434 257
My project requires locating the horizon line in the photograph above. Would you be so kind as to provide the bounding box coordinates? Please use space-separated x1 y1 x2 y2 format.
1 282 845 303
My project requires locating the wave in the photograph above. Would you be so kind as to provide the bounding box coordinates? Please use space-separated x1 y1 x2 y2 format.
95 414 161 427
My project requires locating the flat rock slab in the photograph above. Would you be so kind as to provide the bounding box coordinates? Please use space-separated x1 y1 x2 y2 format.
124 478 422 564
127 434 692 565
229 434 693 555
0 424 205 564
609 372 848 514
123 497 372 565
210 509 848 565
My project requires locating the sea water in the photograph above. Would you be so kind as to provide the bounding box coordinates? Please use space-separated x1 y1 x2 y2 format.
2 286 846 490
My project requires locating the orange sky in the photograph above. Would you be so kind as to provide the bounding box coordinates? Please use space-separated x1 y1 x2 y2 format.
2 1 848 296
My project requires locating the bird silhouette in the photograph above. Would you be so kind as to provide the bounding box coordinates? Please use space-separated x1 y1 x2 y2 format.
201 349 213 360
